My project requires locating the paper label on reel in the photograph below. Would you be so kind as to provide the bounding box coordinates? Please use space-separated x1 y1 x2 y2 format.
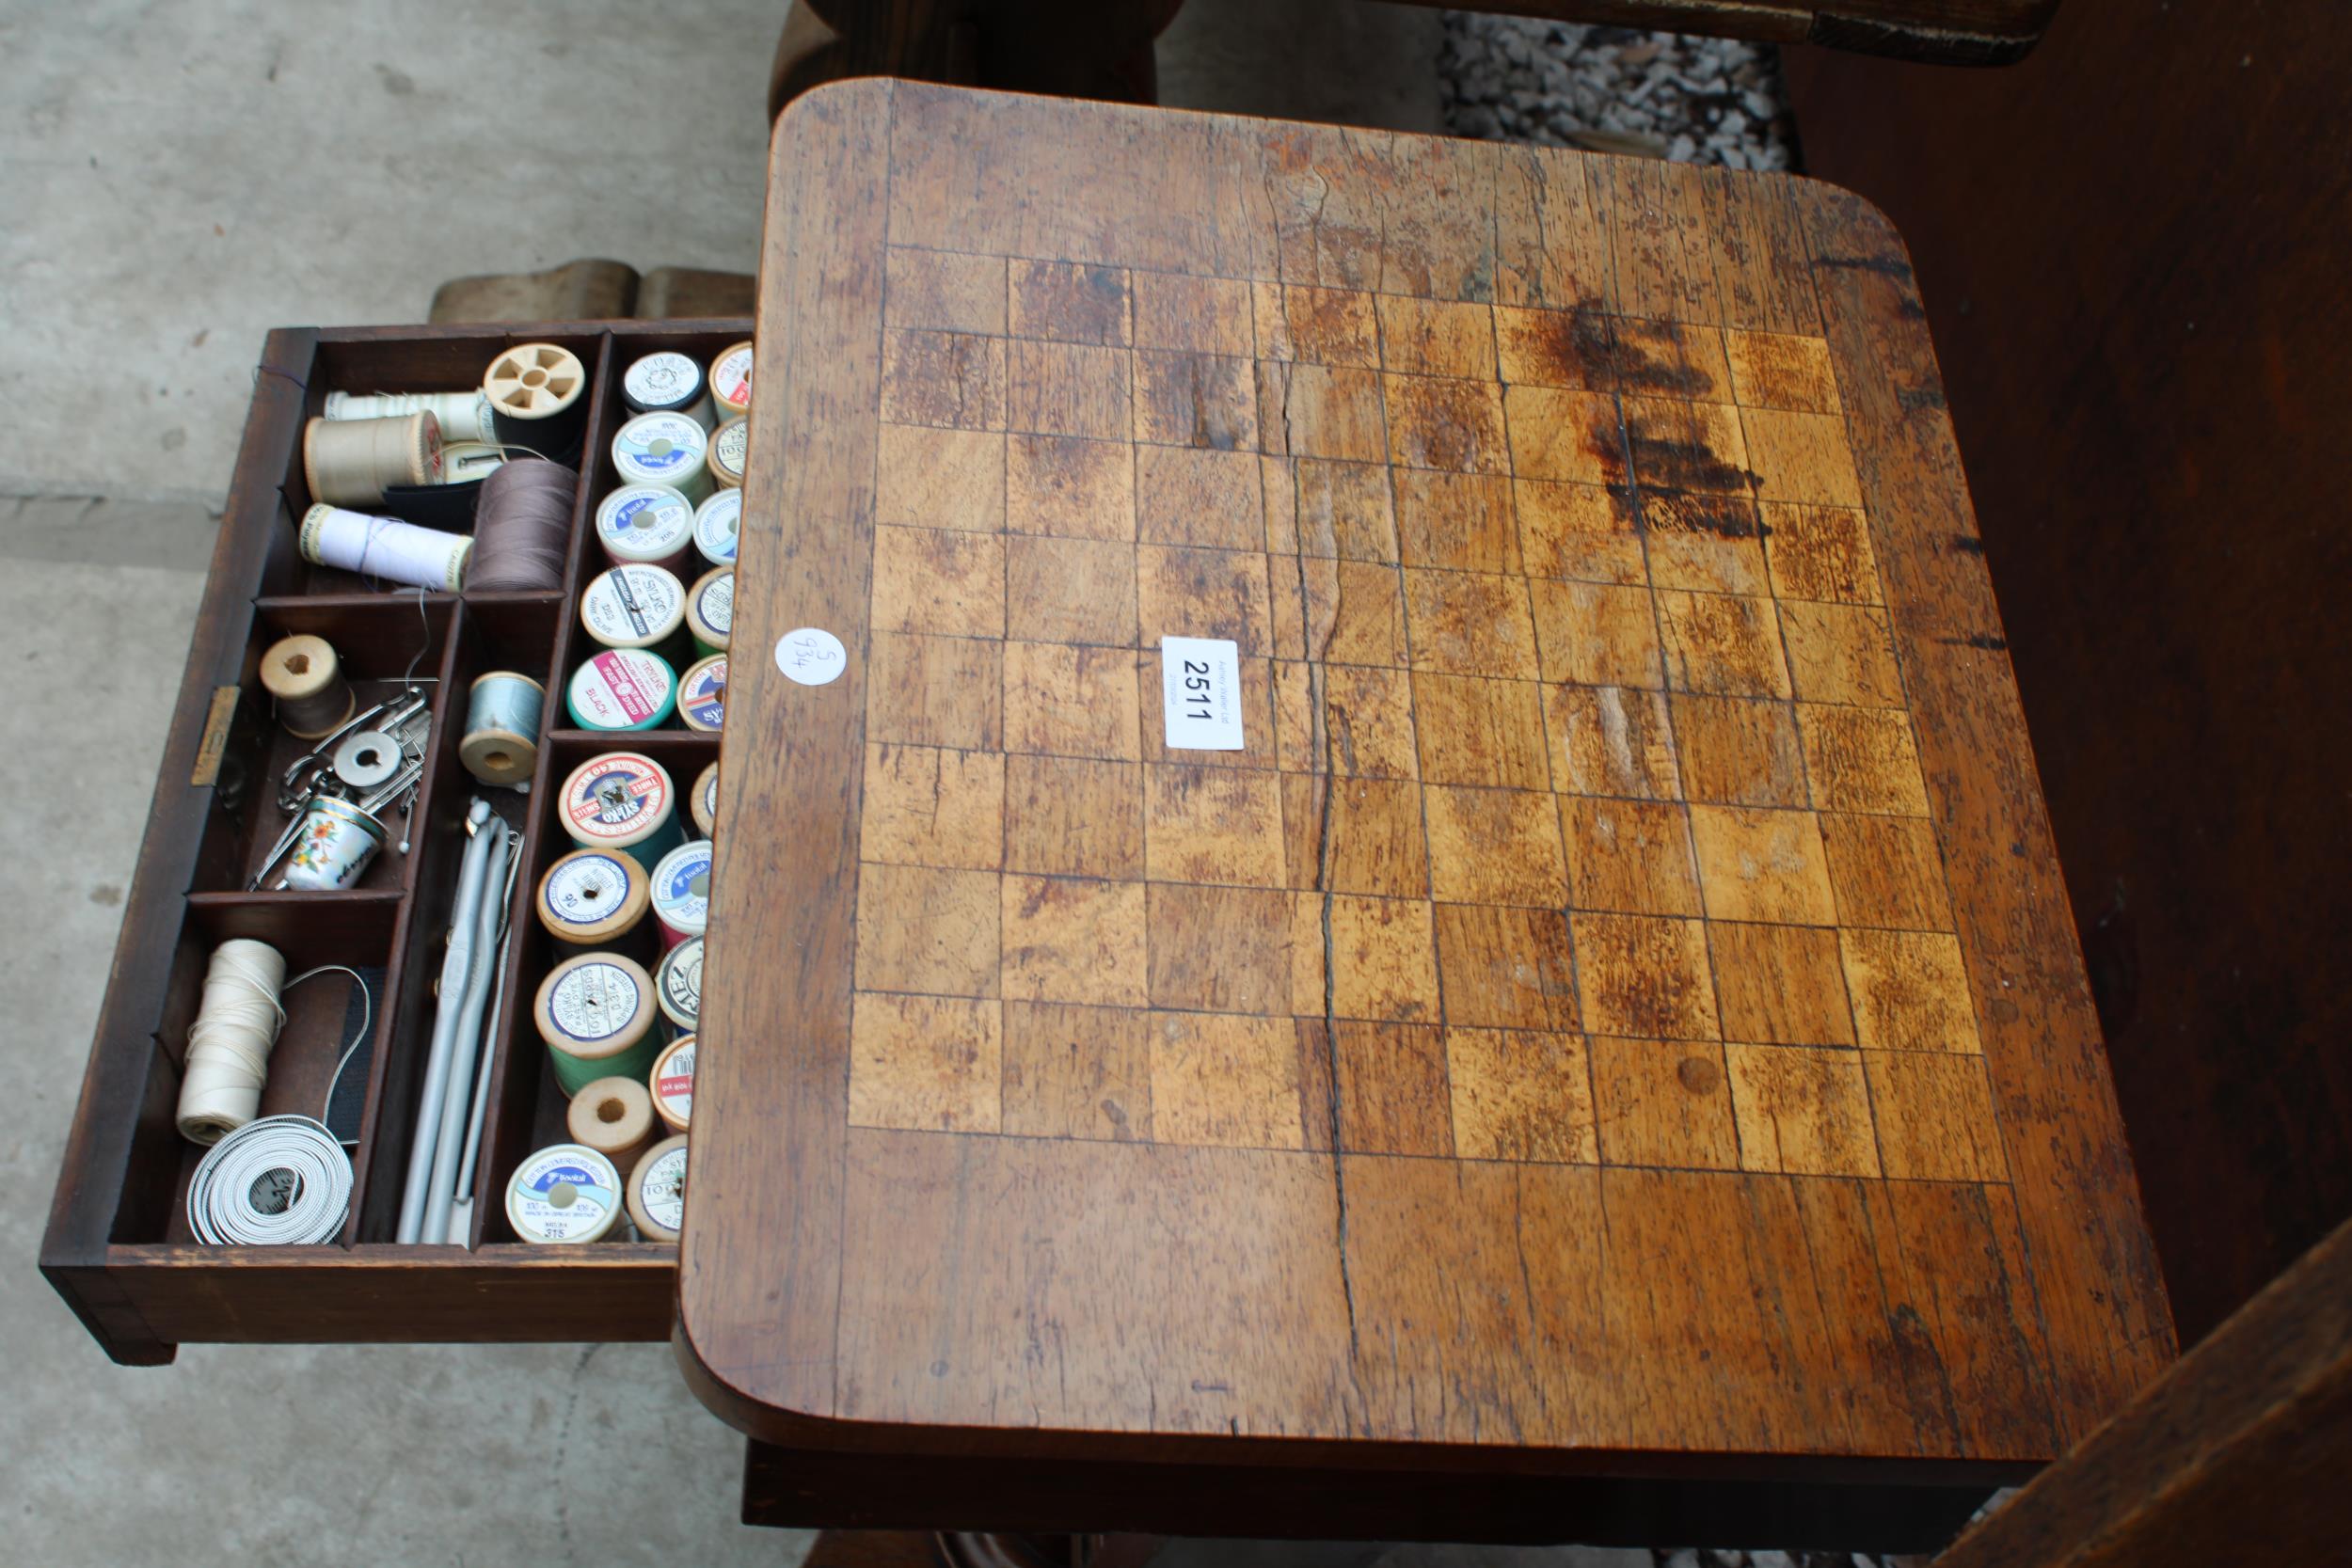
508 1147 622 1243
580 564 684 645
678 657 726 730
1159 636 1246 751
694 571 733 637
547 961 643 1044
659 938 703 1026
624 351 702 411
635 1145 689 1231
654 1039 695 1126
596 486 694 556
711 418 749 478
562 753 672 844
711 345 754 407
570 648 673 728
650 841 711 930
612 413 706 481
775 626 846 685
693 491 740 564
542 853 635 932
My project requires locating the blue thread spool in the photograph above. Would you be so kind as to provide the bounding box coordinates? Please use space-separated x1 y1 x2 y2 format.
567 647 676 732
459 671 545 786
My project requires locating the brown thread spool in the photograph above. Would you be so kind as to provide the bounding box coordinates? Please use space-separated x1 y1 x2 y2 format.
258 634 355 739
469 459 577 591
304 412 441 507
564 1075 657 1171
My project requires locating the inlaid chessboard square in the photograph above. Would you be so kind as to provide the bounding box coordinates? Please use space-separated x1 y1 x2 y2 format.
844 241 2006 1198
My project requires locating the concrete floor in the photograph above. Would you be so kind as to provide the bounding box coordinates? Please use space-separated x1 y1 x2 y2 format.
0 3 1655 1565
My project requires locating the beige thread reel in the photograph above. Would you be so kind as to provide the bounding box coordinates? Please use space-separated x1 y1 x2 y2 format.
258 634 355 740
535 847 651 954
709 340 754 420
325 388 492 443
687 567 732 658
564 1075 657 1172
535 952 661 1097
707 416 748 491
483 341 589 460
649 1033 694 1133
628 1134 690 1243
691 760 719 839
656 935 702 1037
176 938 287 1144
622 350 715 432
304 411 441 507
505 1143 624 1244
458 671 545 787
676 653 726 733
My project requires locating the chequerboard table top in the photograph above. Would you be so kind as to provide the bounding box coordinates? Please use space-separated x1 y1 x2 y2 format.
681 81 2174 1474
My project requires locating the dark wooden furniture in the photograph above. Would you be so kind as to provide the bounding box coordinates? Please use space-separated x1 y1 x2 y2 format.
767 0 2059 119
682 82 2171 1549
40 322 751 1363
1933 1215 2352 1567
1785 7 2352 1349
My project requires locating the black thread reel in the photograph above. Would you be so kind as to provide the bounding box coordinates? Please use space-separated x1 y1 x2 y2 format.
187 1116 353 1245
483 341 589 468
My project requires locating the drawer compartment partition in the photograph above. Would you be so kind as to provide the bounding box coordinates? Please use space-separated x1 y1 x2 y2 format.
43 322 752 1363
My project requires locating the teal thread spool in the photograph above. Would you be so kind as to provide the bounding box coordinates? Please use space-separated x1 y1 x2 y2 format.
459 671 545 786
566 647 676 731
687 566 732 658
534 953 661 1098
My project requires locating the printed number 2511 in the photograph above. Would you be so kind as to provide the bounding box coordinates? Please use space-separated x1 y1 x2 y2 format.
1182 658 1214 721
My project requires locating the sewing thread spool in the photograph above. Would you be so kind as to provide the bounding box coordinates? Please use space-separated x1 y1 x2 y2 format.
258 634 354 740
628 1134 690 1243
559 751 683 871
505 1143 624 1243
304 412 442 508
612 411 711 503
279 797 388 890
623 350 715 431
188 1115 354 1244
564 1075 658 1172
687 567 732 657
535 953 660 1097
467 459 578 591
595 483 696 574
710 341 754 420
657 935 702 1038
692 489 739 570
536 847 651 953
459 671 544 786
649 838 711 949
579 562 686 653
325 388 493 443
176 938 287 1142
707 416 748 491
676 654 727 733
484 342 589 461
691 760 719 839
650 1034 694 1133
299 504 471 590
567 647 676 732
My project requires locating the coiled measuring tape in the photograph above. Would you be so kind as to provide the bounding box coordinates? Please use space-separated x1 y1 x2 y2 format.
186 1115 354 1245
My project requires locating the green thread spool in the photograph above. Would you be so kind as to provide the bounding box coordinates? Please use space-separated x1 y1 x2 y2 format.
567 647 675 731
534 953 660 1098
687 566 732 658
459 671 545 786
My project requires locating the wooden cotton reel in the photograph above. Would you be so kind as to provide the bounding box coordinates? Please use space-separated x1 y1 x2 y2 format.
303 411 441 507
259 634 354 739
483 342 587 458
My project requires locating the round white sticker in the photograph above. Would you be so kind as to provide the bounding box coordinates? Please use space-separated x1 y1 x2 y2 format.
774 626 847 686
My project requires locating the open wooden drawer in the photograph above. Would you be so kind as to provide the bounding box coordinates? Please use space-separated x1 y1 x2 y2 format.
42 323 748 1364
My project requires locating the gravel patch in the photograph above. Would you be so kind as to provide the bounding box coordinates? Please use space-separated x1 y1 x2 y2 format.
1438 13 1801 170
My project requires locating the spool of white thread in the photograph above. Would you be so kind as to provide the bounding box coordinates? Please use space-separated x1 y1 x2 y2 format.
324 389 493 444
299 504 472 590
177 938 289 1144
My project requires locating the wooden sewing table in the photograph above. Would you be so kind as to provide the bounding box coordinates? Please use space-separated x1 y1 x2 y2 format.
679 82 2173 1551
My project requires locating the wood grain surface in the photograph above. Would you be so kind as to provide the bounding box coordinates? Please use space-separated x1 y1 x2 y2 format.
681 82 2170 1480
